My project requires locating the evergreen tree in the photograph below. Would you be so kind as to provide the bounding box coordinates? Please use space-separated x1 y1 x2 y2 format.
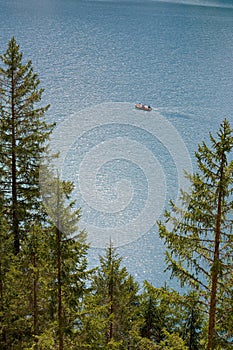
139 281 203 348
40 170 89 349
158 119 233 349
181 291 204 350
140 282 169 343
78 243 140 349
75 287 112 349
0 38 89 349
0 37 55 254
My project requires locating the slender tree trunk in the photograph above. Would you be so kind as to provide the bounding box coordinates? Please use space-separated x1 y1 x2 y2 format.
109 284 113 341
207 156 224 350
56 178 63 350
108 247 114 343
11 66 19 255
32 232 38 349
57 226 63 350
0 224 7 349
109 271 114 340
0 259 6 349
145 297 152 340
32 227 39 350
207 217 221 349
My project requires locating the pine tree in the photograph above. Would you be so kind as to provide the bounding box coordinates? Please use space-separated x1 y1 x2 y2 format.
158 119 233 349
0 37 55 254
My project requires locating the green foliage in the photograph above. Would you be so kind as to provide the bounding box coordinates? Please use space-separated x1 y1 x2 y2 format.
158 119 233 348
139 282 204 349
0 38 90 348
77 243 140 349
0 37 55 253
136 338 158 350
155 330 188 350
140 282 178 343
39 171 90 348
25 328 56 350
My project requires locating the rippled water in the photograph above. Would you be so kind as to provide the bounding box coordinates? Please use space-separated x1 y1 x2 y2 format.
1 0 233 286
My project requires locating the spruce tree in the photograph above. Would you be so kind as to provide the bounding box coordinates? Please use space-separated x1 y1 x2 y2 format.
40 170 89 349
158 119 233 349
139 282 203 348
140 283 168 343
0 37 55 254
180 291 204 350
0 38 89 349
80 243 139 349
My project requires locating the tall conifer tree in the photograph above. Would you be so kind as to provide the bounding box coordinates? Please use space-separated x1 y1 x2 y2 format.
158 119 233 349
40 170 89 349
0 37 54 254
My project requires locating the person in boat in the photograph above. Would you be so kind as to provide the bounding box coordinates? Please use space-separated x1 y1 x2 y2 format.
135 103 151 110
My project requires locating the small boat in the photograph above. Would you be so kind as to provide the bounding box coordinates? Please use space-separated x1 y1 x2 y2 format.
135 103 152 111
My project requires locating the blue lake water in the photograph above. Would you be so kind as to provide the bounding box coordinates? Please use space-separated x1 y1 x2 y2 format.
1 0 233 287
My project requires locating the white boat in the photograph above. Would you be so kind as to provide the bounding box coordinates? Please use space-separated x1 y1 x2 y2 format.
135 103 152 111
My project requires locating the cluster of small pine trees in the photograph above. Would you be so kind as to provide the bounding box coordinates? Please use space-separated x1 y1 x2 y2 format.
0 38 232 350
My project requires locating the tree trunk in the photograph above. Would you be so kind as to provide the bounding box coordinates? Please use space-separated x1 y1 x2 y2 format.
32 247 38 349
56 178 63 350
107 247 114 343
207 155 224 350
11 67 19 255
109 265 114 342
57 226 63 350
0 259 7 349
